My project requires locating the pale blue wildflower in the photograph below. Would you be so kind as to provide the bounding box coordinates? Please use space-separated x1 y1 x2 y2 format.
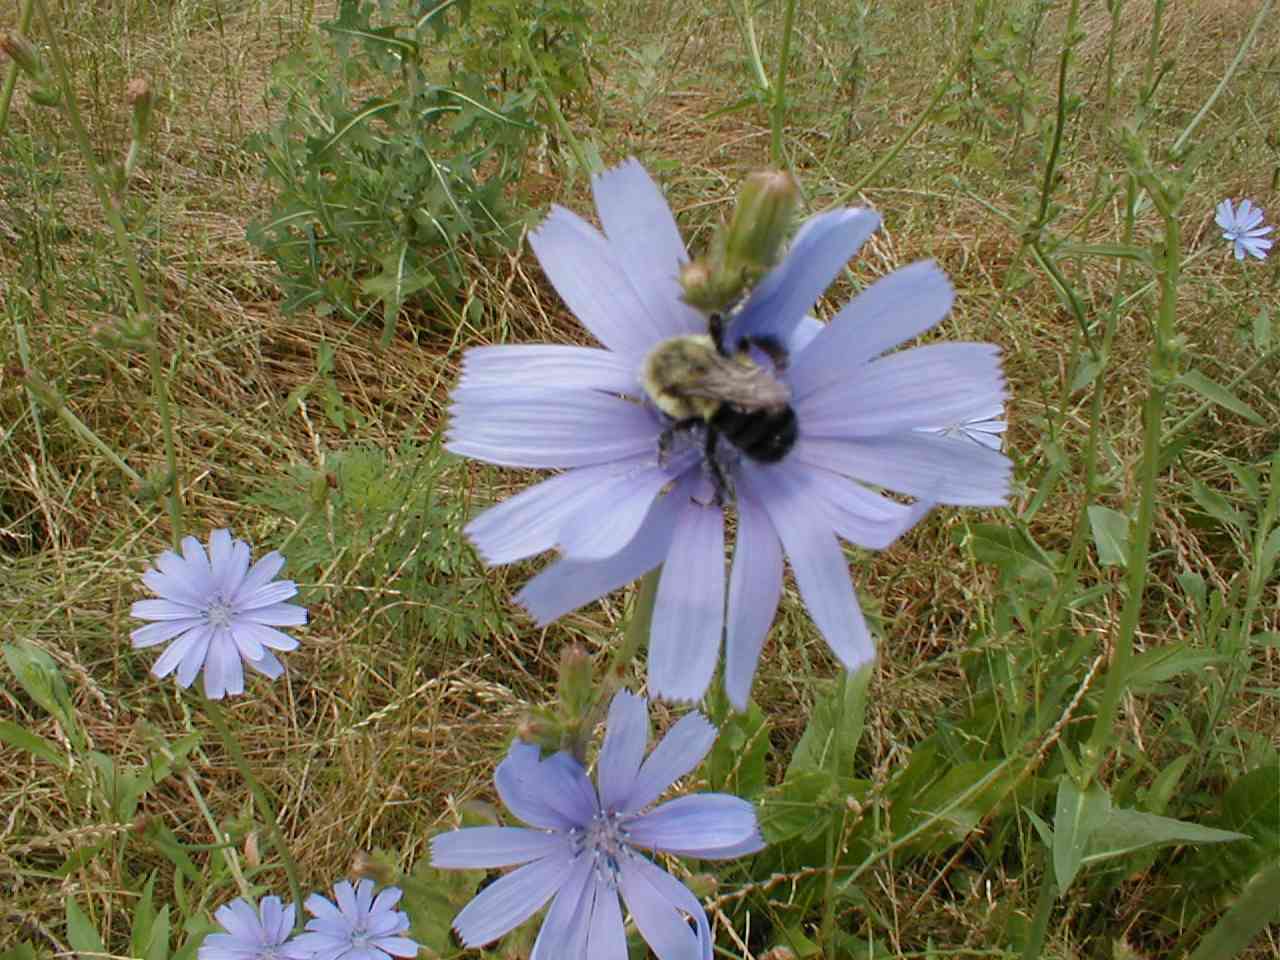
286 880 418 960
431 690 763 959
130 529 307 699
920 402 1007 451
1215 198 1272 260
198 896 296 960
448 159 1011 709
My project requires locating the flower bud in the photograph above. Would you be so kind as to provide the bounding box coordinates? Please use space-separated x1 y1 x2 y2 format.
1 32 44 79
723 170 798 277
350 849 399 885
516 708 562 751
557 643 593 717
126 78 153 141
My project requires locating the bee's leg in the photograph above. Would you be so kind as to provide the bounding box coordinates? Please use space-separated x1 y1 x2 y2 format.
745 334 789 372
699 428 734 507
658 417 700 466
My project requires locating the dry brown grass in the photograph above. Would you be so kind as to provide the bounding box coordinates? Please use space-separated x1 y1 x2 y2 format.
3 0 1280 954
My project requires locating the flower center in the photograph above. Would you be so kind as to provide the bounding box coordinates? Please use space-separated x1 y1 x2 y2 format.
203 596 234 628
576 809 631 888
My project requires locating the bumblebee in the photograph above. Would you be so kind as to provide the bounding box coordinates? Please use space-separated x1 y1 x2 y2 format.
640 314 796 503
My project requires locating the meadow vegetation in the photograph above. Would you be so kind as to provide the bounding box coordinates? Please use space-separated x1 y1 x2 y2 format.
1 0 1279 956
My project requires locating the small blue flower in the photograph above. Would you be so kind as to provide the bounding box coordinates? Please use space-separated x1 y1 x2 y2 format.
447 159 1011 708
198 896 296 960
1215 198 1272 260
286 880 419 960
130 529 307 699
431 690 763 960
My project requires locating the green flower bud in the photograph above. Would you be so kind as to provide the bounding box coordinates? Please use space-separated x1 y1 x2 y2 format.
723 169 798 277
126 78 152 141
557 643 593 717
1 32 44 79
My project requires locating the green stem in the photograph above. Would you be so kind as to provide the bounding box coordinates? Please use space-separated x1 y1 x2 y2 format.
520 31 592 178
33 0 183 547
0 0 36 134
731 0 771 93
1033 0 1080 229
23 371 143 483
769 0 798 166
1082 195 1181 780
205 698 304 922
182 768 252 898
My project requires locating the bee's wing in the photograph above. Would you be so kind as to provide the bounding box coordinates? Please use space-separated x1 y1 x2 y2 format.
680 357 791 411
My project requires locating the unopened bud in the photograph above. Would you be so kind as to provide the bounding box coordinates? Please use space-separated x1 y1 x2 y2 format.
683 873 718 898
126 78 152 140
723 170 798 276
244 831 262 868
557 644 593 717
515 708 561 751
350 849 399 885
1 32 44 79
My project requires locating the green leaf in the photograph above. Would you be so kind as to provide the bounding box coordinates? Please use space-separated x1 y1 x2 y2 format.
1083 808 1245 864
786 666 871 781
1052 777 1110 892
1126 643 1229 693
1258 527 1280 583
0 720 67 768
1087 505 1130 567
1186 861 1280 960
707 703 769 800
3 641 83 749
0 943 38 960
1176 369 1264 425
1189 479 1247 533
66 899 105 957
967 523 1056 592
1252 306 1272 352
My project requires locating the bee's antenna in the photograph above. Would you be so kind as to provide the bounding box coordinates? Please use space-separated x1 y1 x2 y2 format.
708 312 727 355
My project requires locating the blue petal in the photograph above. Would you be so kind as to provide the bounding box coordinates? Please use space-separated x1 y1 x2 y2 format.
618 855 711 960
741 467 875 673
625 794 763 858
529 856 594 960
558 462 680 561
791 430 1011 506
592 159 703 341
596 690 650 813
648 500 725 703
769 461 936 550
623 712 717 814
584 875 628 960
724 488 783 711
789 260 954 394
495 742 595 830
529 206 669 359
448 387 656 468
457 344 640 395
451 851 575 948
229 552 286 607
796 342 1007 437
465 456 652 566
131 618 203 649
726 208 881 352
515 475 692 625
432 826 569 869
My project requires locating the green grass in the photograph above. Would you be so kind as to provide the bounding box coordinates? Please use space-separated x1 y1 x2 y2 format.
2 0 1279 956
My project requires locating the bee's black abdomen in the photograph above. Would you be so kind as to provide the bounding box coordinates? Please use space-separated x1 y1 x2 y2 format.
712 404 797 463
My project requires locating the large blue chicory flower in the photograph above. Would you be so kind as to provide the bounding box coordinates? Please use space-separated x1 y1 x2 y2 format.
198 895 296 960
448 159 1011 708
1215 198 1273 261
286 880 419 960
431 690 762 959
130 529 307 699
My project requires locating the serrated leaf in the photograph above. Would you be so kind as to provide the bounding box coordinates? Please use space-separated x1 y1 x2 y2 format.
66 899 105 956
786 666 870 781
1177 369 1263 425
1087 505 1130 567
1052 777 1110 892
0 720 67 768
